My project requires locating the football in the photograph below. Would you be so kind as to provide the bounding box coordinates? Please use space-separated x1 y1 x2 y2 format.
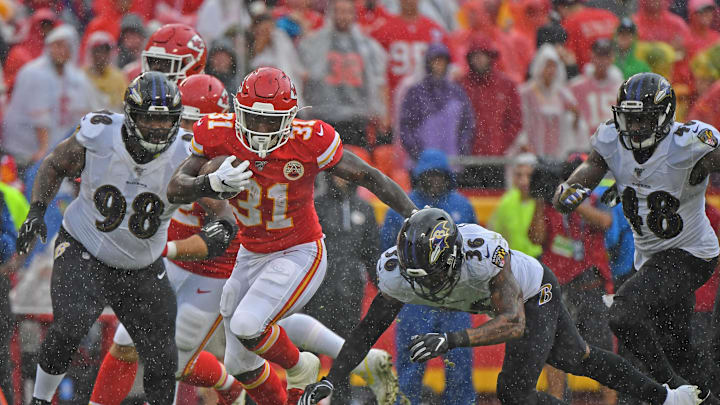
199 155 241 200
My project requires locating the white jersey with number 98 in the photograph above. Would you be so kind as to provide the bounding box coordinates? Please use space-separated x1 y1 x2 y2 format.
62 111 189 269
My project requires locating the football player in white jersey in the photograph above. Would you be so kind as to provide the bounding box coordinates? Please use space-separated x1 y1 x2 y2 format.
15 72 236 405
553 72 720 403
299 208 702 405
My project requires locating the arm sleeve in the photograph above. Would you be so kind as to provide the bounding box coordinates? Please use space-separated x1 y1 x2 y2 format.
326 292 404 382
360 203 381 285
313 121 344 171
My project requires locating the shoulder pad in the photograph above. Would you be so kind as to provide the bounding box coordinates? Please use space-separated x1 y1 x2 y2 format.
76 111 123 150
673 121 719 149
590 122 619 160
193 114 235 150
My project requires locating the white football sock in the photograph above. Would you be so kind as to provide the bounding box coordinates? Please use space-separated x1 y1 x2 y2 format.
33 364 65 401
278 314 344 358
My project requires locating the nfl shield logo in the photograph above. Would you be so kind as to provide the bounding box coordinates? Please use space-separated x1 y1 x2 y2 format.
634 167 644 177
255 161 268 171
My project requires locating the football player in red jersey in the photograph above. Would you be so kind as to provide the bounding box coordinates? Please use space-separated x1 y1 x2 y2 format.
140 23 207 84
167 67 417 405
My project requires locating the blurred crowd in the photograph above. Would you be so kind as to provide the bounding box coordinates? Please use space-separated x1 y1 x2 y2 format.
2 0 720 188
0 0 719 404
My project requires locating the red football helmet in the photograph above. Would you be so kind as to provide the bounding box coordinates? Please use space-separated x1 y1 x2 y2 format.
141 23 206 84
178 74 230 121
234 67 299 158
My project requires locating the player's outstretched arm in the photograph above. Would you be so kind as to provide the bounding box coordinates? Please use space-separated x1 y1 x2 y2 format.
552 150 609 214
328 150 417 217
299 292 404 404
17 134 86 254
167 154 213 204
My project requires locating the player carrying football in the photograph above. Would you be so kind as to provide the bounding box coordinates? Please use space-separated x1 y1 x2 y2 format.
554 72 720 403
167 67 416 405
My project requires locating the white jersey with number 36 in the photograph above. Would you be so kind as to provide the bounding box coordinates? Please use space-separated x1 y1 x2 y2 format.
377 223 543 315
62 111 189 269
591 120 720 269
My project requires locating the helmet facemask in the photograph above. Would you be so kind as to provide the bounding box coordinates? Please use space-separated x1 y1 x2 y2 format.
613 100 672 151
399 239 463 302
141 49 196 83
234 97 298 158
125 106 181 154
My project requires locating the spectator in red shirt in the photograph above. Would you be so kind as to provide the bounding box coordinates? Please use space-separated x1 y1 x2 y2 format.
555 0 619 69
370 0 445 118
459 35 521 158
687 0 720 59
4 8 58 95
634 0 691 49
450 0 534 83
355 0 393 36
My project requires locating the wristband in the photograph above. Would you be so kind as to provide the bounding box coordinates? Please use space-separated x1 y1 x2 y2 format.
446 330 470 349
164 241 178 259
29 201 48 217
193 175 214 197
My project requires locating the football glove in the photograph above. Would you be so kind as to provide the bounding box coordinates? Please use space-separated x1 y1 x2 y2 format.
557 182 591 212
297 377 334 405
199 218 238 258
17 203 47 254
408 333 449 363
600 184 620 207
207 156 252 194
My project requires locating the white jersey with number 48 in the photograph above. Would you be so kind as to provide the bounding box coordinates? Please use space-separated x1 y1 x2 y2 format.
377 223 543 315
591 120 720 269
62 111 189 269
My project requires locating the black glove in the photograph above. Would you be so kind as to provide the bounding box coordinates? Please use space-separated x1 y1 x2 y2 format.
198 218 238 258
17 202 48 255
408 333 449 363
297 377 334 405
600 183 620 207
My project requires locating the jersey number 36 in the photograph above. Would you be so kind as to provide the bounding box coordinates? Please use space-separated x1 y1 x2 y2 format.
93 185 165 239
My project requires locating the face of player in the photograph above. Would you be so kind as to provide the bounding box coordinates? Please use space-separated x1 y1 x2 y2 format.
146 56 173 74
513 163 534 199
333 0 356 31
135 113 177 144
244 113 283 135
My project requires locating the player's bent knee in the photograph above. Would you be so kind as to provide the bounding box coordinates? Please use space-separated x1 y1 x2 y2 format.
175 305 214 351
109 343 139 363
230 310 267 342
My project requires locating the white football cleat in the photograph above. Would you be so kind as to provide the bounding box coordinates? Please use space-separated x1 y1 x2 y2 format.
286 351 321 390
663 384 703 405
352 349 399 405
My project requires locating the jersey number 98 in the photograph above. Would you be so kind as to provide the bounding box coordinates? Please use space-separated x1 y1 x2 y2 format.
93 185 165 239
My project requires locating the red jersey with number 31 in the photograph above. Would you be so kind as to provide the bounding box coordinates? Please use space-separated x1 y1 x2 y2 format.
190 113 344 253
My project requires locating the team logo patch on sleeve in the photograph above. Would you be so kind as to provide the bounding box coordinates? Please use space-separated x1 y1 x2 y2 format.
491 246 508 268
698 129 718 148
